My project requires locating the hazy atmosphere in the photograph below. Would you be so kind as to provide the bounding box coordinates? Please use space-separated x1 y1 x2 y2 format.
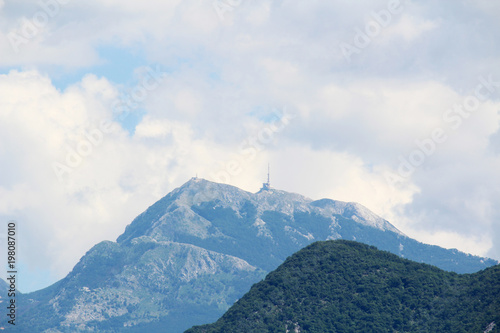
1 0 500 293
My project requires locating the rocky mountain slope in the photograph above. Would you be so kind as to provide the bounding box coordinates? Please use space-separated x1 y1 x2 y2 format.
14 178 498 332
17 240 264 332
187 240 500 333
117 178 496 273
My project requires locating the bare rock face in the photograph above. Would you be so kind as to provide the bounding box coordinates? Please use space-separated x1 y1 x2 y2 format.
17 178 499 332
20 236 264 333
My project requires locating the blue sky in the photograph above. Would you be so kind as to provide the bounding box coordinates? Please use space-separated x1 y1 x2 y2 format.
51 46 146 88
0 0 500 293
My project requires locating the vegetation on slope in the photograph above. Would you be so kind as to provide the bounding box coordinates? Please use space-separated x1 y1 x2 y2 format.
187 240 500 333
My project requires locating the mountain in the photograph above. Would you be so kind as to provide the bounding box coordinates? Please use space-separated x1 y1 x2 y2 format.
116 178 496 273
17 240 264 332
15 178 498 332
0 278 10 294
187 240 500 333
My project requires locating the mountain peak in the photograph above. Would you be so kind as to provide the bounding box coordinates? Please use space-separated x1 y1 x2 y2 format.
116 177 496 273
175 177 252 202
117 178 402 246
171 177 313 215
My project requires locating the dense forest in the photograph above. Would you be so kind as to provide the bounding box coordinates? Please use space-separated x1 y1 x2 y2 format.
187 240 500 333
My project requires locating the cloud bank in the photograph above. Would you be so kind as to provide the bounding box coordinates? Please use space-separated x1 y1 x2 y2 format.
1 0 500 292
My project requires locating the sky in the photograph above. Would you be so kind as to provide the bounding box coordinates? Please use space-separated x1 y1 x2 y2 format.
0 0 500 293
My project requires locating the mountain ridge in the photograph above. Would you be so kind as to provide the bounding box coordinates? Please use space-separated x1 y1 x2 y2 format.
116 177 496 273
15 178 499 332
118 177 405 245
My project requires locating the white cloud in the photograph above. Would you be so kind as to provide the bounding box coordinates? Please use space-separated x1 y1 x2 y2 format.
0 70 124 289
0 69 284 292
472 0 500 18
402 227 493 258
270 145 419 224
245 1 271 26
134 117 173 139
382 15 439 42
2 0 500 292
134 116 194 146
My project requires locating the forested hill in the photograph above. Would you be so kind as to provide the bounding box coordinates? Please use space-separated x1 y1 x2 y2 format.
187 240 500 333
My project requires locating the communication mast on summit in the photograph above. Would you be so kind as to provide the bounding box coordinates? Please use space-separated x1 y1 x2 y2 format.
261 164 271 191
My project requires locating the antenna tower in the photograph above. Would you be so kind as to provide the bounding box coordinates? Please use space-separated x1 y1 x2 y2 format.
267 163 270 185
261 163 271 191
